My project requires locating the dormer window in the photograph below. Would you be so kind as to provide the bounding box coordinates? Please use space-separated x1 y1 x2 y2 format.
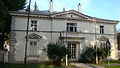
31 20 37 31
67 23 77 32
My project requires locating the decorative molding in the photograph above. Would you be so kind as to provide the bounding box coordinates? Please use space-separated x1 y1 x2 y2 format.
27 33 42 39
11 29 115 36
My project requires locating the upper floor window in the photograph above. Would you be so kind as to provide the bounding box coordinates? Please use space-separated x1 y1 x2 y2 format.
67 23 77 32
31 20 37 31
100 25 104 34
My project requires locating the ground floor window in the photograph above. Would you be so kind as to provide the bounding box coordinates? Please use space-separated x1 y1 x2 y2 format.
29 41 37 56
68 44 76 59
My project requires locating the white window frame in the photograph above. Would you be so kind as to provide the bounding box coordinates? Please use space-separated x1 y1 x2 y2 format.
100 25 104 34
68 44 76 59
100 41 106 48
67 23 77 32
29 41 37 56
31 20 37 31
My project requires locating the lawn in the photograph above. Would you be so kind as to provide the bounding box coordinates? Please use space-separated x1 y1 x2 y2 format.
92 60 120 65
91 60 120 68
0 63 63 68
105 65 120 68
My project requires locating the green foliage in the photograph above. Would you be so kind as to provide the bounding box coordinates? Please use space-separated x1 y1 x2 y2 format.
105 65 120 68
0 63 63 68
79 45 110 63
0 0 26 50
47 43 70 65
79 46 96 63
1 0 26 11
97 46 110 61
0 0 26 32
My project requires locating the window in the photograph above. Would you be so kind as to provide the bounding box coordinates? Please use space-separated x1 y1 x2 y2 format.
100 41 106 48
31 20 37 31
67 23 77 32
100 25 104 34
68 44 76 59
29 41 37 55
30 42 37 46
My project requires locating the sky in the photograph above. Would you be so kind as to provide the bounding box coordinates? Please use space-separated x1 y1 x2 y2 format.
26 0 120 31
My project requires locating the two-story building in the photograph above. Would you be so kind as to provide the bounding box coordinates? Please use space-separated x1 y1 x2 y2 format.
9 0 119 63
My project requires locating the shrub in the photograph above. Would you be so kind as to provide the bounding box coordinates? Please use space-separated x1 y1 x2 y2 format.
79 45 110 63
79 46 96 63
47 43 70 65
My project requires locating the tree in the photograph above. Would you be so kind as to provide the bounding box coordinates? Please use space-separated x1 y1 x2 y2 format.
0 0 26 50
1 0 26 11
47 43 70 65
0 1 8 50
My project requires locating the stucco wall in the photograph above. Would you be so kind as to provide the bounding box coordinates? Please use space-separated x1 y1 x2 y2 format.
10 15 119 62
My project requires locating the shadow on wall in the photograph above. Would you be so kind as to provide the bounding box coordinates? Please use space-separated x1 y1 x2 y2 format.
117 51 120 60
0 49 4 62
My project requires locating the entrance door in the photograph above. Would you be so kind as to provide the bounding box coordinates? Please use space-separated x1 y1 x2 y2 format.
68 44 77 60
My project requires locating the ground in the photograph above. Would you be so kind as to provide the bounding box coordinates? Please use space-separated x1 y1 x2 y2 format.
0 60 120 68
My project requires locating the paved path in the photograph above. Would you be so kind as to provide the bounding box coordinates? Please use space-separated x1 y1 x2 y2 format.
70 63 104 68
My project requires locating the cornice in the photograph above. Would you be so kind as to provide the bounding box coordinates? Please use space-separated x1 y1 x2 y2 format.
9 11 119 24
11 29 115 36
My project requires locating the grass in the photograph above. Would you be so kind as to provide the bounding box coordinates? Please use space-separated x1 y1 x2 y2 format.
0 63 63 68
91 60 120 65
109 60 120 64
91 60 120 68
105 65 120 68
0 62 76 68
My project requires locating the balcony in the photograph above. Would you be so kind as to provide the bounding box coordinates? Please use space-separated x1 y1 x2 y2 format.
59 31 85 42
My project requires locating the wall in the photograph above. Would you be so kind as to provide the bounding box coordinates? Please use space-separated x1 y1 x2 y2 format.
10 15 119 62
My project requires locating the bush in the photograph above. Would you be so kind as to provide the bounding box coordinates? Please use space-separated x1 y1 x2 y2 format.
79 46 96 63
47 43 70 65
79 45 110 63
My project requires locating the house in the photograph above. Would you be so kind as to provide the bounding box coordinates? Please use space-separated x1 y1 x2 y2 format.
9 0 119 63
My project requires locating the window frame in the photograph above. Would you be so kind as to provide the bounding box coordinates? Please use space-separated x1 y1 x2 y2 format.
67 23 77 32
31 20 37 31
68 43 76 59
29 41 37 56
100 25 104 34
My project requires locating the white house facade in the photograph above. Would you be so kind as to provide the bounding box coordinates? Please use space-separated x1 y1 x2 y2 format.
9 1 119 63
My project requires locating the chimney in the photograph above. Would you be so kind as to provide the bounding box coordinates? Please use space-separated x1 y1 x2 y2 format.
34 1 39 11
78 3 82 12
63 7 65 12
49 0 53 12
